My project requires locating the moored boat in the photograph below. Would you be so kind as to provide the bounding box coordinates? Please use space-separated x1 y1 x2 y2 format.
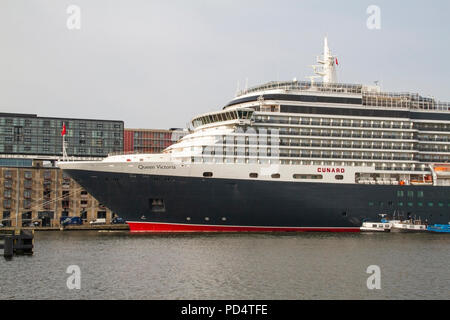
360 221 392 232
427 224 450 233
391 219 428 232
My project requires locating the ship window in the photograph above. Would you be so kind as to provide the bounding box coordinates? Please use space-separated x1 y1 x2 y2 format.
398 202 403 207
438 202 444 207
428 202 434 207
249 173 258 178
407 202 414 207
149 199 165 212
417 191 424 198
417 202 423 207
368 202 374 206
203 172 213 177
271 173 280 179
397 191 404 197
407 191 414 198
335 175 344 180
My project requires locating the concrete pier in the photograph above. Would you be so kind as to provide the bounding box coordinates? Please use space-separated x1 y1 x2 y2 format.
0 224 130 232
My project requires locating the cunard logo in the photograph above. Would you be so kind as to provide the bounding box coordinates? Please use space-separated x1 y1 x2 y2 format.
317 167 345 173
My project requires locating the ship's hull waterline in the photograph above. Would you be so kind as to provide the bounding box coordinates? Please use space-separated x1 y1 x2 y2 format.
63 169 450 233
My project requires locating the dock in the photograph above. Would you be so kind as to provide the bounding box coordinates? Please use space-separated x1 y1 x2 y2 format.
0 229 34 258
0 224 130 232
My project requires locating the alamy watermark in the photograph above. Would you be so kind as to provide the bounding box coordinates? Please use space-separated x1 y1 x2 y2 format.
366 265 381 290
366 5 381 30
66 265 81 290
66 5 81 30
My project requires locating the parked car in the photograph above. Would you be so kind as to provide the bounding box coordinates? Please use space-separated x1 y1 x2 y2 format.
90 218 106 225
60 216 83 227
112 217 126 224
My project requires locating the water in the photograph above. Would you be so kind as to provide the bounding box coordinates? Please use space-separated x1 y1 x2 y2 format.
1 231 449 300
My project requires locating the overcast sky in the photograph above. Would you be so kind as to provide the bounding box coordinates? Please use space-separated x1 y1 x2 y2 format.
1 0 449 129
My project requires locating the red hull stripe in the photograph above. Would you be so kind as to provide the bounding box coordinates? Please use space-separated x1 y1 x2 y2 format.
127 221 360 233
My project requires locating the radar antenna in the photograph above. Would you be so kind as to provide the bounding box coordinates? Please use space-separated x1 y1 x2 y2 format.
310 37 338 84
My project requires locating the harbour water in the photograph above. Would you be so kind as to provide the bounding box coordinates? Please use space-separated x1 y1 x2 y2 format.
1 231 449 300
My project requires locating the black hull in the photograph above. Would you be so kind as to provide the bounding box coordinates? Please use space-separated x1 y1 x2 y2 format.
64 169 450 230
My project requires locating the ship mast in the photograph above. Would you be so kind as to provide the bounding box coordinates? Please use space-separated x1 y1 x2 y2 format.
311 37 338 84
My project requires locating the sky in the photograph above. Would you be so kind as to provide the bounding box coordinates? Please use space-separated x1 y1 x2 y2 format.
0 0 449 129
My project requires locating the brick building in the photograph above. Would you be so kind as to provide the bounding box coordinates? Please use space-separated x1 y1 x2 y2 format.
124 128 187 154
0 161 114 227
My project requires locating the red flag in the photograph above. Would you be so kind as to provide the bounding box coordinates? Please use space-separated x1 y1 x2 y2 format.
335 57 339 66
61 123 66 136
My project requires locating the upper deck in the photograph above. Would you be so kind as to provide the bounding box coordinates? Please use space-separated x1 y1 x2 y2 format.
234 80 450 113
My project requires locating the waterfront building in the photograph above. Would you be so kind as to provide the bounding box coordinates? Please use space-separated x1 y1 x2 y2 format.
0 112 123 227
0 160 114 227
123 128 187 154
0 112 124 159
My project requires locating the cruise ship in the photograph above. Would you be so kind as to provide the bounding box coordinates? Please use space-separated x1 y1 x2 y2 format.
59 38 450 232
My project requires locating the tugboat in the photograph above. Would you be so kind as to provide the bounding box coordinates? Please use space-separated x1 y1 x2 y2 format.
427 224 450 233
360 221 392 232
390 218 428 233
360 214 392 232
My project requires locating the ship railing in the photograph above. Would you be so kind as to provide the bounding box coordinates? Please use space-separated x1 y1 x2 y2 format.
362 91 450 112
236 81 363 97
107 151 156 157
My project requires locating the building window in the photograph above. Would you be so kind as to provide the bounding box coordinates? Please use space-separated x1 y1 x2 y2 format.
3 200 11 209
24 180 33 189
24 190 31 199
23 199 32 209
4 170 12 179
97 211 107 219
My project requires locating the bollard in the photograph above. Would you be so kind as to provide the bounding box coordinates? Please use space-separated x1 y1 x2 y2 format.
4 236 13 258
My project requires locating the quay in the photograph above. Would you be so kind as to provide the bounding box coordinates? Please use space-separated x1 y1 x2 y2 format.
0 224 130 232
0 229 34 258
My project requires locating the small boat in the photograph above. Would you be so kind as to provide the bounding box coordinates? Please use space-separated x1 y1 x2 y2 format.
391 219 428 232
360 221 392 232
427 224 450 233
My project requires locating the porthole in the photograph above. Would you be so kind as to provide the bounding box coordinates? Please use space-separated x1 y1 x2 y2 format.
203 172 213 177
186 217 191 221
271 173 280 179
249 173 258 178
221 217 227 221
335 175 344 180
205 217 210 221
